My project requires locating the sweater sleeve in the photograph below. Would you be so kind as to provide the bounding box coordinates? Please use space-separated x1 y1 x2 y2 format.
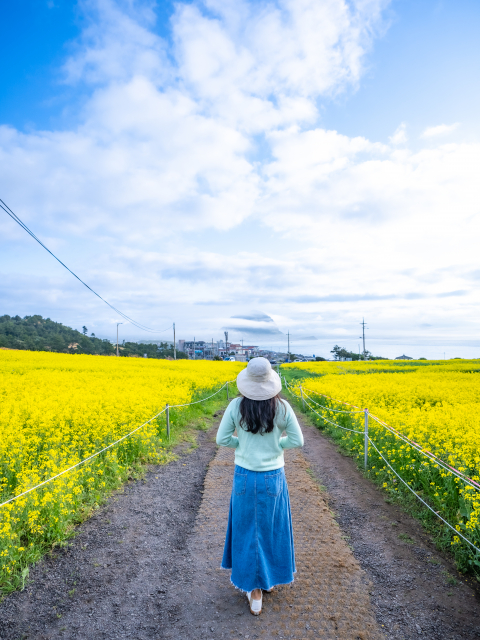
216 399 239 448
279 401 304 449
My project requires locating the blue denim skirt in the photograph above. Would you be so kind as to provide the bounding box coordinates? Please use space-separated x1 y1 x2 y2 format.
221 464 296 592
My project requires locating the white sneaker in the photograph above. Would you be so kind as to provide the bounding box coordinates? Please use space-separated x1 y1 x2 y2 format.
247 591 262 615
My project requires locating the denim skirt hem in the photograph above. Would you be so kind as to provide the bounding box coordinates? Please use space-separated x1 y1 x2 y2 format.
220 566 296 594
221 464 296 593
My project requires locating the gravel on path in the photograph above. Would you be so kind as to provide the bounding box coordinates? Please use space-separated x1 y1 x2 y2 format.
188 445 382 640
0 412 382 640
299 415 480 640
0 428 218 640
2 407 479 640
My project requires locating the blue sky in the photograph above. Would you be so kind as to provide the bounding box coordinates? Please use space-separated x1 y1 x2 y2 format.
3 1 480 142
1 0 480 358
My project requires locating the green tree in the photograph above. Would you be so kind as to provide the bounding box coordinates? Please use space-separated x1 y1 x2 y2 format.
0 315 115 356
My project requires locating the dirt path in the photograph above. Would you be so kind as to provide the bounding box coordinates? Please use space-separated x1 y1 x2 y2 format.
1 410 479 640
187 445 381 640
0 429 218 640
298 414 480 639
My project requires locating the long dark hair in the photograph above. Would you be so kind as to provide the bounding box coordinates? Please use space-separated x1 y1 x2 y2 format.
239 394 284 435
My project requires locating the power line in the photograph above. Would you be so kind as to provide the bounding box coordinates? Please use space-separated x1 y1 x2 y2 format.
0 198 171 334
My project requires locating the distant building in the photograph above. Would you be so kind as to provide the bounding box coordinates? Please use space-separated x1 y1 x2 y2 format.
395 355 413 360
175 339 274 360
183 340 206 359
224 343 259 358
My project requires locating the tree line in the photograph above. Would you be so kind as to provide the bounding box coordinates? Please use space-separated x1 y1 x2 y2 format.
0 315 186 359
330 345 387 361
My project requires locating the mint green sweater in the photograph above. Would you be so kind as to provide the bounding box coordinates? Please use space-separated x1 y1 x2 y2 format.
216 397 304 472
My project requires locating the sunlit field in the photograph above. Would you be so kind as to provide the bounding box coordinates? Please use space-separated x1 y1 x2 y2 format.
0 350 243 592
283 360 480 574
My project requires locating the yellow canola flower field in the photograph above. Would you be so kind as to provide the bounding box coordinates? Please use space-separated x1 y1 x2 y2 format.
284 360 480 573
0 349 243 592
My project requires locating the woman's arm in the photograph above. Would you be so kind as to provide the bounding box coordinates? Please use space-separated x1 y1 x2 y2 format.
216 400 240 448
279 401 304 449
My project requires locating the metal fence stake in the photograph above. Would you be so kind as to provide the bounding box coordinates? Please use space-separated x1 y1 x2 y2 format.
364 408 369 470
166 403 170 440
300 386 306 412
226 381 229 402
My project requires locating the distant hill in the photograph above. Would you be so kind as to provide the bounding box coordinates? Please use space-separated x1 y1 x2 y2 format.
0 315 185 359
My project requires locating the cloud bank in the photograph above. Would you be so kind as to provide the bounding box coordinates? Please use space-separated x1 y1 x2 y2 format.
421 123 460 138
1 0 479 355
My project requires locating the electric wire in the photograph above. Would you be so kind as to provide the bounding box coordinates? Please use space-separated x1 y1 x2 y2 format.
0 198 171 334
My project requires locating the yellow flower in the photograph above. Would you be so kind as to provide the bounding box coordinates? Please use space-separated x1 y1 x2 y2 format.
285 358 480 562
0 350 244 580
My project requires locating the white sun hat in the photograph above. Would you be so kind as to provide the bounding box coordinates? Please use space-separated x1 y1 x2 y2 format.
236 357 282 401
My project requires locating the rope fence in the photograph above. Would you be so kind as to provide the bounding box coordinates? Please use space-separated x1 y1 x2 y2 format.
284 376 480 490
282 375 480 556
368 438 480 554
304 399 364 434
4 369 478 558
0 378 235 511
292 377 480 490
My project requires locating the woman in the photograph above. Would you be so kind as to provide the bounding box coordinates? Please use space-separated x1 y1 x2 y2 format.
216 357 304 615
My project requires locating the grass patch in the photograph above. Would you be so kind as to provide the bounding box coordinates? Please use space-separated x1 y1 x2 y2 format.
398 533 415 544
280 367 326 383
442 570 458 586
305 467 327 492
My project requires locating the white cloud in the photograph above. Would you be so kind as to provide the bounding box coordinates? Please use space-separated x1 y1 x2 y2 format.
172 0 388 131
1 0 388 240
1 0 479 351
63 0 168 85
389 122 407 145
421 122 460 138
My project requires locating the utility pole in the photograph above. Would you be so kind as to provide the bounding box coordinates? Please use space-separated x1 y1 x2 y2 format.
116 323 123 357
359 319 367 359
224 331 228 356
287 331 290 360
173 323 176 360
193 337 196 360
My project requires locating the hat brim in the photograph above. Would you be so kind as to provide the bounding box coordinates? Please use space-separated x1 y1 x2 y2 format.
236 368 282 401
